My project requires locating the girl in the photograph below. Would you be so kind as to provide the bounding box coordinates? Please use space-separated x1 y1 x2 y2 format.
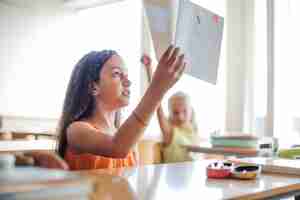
142 54 198 163
57 45 186 170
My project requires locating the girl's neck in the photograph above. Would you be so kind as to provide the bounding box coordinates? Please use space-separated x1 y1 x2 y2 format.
88 101 116 133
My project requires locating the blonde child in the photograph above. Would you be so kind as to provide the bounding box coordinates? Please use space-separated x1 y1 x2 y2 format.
142 54 198 163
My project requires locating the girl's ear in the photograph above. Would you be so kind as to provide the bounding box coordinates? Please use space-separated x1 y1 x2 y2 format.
90 82 100 96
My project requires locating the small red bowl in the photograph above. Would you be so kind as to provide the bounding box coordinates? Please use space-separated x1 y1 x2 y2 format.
206 162 233 179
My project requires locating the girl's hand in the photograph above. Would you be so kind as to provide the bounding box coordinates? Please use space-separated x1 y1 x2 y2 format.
26 151 69 170
150 45 186 93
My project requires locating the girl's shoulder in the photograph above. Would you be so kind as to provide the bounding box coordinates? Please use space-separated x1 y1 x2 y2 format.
69 120 93 128
67 120 98 135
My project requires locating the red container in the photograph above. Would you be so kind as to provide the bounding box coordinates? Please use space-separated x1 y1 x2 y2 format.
206 162 232 179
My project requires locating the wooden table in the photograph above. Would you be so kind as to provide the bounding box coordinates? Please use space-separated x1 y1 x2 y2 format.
80 160 300 200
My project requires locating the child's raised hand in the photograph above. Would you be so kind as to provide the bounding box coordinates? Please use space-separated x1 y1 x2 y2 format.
141 54 152 67
141 54 153 82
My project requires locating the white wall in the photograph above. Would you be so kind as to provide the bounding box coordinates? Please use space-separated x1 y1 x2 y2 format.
225 0 255 132
0 1 77 118
0 0 78 131
243 0 255 133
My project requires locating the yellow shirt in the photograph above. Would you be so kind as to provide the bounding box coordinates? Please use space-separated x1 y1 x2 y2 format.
163 125 196 163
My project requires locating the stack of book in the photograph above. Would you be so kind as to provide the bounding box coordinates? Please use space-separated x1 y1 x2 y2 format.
0 167 93 200
210 133 259 157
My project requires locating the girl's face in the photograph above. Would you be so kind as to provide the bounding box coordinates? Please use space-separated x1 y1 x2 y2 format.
170 97 192 125
94 54 131 109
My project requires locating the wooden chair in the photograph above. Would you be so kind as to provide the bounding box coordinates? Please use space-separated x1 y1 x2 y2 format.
138 140 163 165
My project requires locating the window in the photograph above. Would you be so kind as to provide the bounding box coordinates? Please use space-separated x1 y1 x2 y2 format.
253 0 300 146
274 0 300 145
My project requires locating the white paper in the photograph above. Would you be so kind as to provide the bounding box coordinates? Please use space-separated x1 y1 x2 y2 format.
175 0 224 84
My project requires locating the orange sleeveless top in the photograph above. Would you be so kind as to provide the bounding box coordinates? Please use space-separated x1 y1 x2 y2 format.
65 149 136 170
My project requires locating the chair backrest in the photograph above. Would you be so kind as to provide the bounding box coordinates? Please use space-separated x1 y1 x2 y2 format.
138 140 163 165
